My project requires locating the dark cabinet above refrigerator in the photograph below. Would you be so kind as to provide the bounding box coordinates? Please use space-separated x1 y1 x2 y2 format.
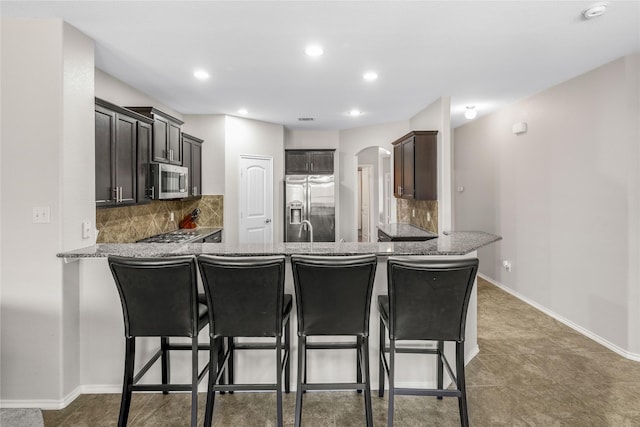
285 149 335 174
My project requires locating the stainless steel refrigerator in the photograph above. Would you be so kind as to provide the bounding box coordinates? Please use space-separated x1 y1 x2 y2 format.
285 175 335 242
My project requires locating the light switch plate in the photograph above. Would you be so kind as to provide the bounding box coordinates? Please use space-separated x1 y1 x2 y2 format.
32 206 50 223
82 220 91 239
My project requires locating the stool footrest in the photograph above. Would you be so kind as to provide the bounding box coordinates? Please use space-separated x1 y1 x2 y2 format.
302 382 366 391
213 383 278 392
393 387 462 398
305 342 358 350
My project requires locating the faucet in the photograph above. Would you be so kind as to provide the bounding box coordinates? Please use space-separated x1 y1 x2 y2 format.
301 220 314 243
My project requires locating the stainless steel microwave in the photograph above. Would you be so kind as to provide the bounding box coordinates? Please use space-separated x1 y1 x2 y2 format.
151 163 188 199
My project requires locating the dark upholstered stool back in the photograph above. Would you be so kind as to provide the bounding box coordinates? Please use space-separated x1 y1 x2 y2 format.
291 254 377 336
387 257 479 341
197 255 286 338
108 256 201 338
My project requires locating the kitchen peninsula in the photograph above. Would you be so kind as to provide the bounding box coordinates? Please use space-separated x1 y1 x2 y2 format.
58 231 500 393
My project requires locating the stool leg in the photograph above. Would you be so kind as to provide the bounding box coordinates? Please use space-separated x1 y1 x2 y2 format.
161 337 170 395
295 336 305 427
437 340 444 400
357 336 363 394
204 337 219 427
118 337 135 427
190 336 198 427
227 337 235 394
387 339 395 427
276 335 283 427
456 342 469 427
362 336 373 427
378 316 385 398
285 315 291 394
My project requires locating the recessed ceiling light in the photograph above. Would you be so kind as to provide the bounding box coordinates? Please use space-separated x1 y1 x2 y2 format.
464 106 477 120
582 3 608 19
193 69 210 80
363 72 378 82
348 109 362 117
238 108 248 115
305 45 324 57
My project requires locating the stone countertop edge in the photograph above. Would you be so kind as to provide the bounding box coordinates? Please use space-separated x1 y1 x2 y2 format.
57 231 501 259
377 223 438 238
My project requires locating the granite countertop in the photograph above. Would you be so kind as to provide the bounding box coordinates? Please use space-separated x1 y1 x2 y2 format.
57 231 501 259
377 223 438 239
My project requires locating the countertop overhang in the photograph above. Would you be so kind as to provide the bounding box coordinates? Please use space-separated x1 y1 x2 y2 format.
58 231 500 259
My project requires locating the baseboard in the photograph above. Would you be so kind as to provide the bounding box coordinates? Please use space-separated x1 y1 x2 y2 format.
0 386 81 410
478 273 640 362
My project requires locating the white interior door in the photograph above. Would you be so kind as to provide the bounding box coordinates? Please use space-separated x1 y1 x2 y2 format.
239 155 273 244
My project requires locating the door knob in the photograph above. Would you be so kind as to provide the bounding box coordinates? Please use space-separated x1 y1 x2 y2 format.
265 218 272 224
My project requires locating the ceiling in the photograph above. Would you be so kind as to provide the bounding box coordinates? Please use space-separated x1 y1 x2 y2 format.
2 1 639 130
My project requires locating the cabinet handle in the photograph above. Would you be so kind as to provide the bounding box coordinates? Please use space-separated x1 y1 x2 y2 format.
119 187 123 203
311 162 314 172
149 186 155 199
194 186 198 196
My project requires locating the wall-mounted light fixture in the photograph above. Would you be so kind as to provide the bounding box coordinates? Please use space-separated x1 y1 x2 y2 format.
464 106 477 120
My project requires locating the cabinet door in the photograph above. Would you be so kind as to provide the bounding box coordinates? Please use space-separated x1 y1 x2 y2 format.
285 151 309 174
114 114 137 205
136 121 152 203
168 122 182 165
182 138 193 195
152 116 168 162
401 137 415 199
393 143 402 198
95 106 116 207
309 151 333 174
192 142 202 196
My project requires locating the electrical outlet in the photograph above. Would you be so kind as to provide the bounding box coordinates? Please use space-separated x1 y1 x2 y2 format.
170 212 175 222
502 260 512 272
32 206 50 223
412 209 415 218
82 220 91 239
427 212 431 222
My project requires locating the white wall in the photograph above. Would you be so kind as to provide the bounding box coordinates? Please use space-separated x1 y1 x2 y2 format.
284 129 339 149
1 19 95 405
454 54 640 357
94 69 183 120
183 115 226 195
410 97 453 233
224 116 285 244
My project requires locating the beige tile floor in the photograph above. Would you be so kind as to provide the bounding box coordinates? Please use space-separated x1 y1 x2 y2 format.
43 278 640 426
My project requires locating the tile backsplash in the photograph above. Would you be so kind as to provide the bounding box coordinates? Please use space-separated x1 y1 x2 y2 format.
396 198 438 234
96 195 224 243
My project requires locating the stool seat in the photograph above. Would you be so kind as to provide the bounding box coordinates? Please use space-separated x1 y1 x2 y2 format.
291 254 377 427
198 255 291 427
379 257 479 427
108 255 210 427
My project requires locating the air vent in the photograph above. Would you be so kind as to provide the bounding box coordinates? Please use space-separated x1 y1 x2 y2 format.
298 117 315 121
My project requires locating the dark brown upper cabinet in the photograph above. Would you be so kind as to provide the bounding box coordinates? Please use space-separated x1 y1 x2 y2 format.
126 107 184 165
95 98 154 207
182 133 204 197
285 149 335 174
392 130 438 200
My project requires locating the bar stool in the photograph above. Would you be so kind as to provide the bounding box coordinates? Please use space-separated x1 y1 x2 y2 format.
197 255 292 427
378 257 479 427
108 256 211 427
290 254 377 427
